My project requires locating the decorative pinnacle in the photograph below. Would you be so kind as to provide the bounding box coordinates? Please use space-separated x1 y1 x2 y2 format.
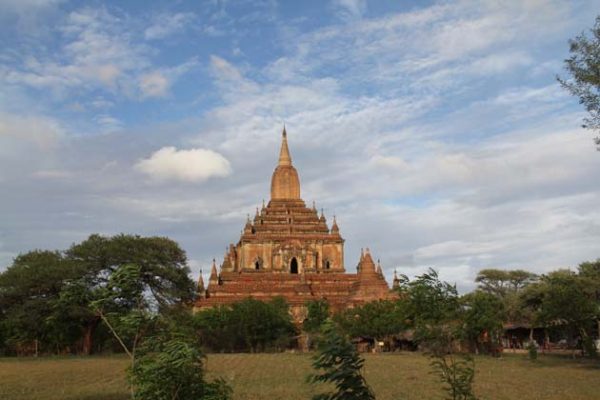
278 126 292 166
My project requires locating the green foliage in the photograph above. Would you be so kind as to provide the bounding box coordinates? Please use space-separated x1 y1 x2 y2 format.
308 320 375 400
334 300 406 342
0 234 195 355
0 251 83 354
128 313 231 400
461 291 506 354
405 269 462 355
527 341 538 361
403 269 479 399
558 16 600 147
195 297 297 352
304 299 330 334
475 269 537 298
430 354 477 400
130 336 231 400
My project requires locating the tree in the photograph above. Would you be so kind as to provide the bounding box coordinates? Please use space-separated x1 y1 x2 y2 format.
0 234 196 356
475 269 537 298
405 269 478 400
558 15 600 148
406 269 462 351
194 297 296 352
578 259 600 337
535 270 598 357
0 251 83 355
308 320 375 400
65 234 195 354
333 300 406 351
129 317 232 400
304 299 330 334
475 269 537 326
461 291 505 355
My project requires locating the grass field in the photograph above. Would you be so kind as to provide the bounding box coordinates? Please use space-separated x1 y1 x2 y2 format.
1 352 599 400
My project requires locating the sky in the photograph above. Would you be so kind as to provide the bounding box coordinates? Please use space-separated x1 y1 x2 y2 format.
1 0 599 292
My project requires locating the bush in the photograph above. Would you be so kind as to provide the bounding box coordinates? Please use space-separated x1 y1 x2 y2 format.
430 354 477 400
129 336 232 400
527 341 538 361
195 297 296 352
308 320 375 400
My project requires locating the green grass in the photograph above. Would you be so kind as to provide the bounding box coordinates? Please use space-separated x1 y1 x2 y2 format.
1 352 599 400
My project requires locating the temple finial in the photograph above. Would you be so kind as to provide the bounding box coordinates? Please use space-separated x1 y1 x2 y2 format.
278 126 292 166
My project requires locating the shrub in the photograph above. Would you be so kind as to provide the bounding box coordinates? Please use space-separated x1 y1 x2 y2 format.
308 320 375 400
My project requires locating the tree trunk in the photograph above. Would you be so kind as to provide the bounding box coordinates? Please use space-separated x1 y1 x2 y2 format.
529 327 534 342
82 317 100 355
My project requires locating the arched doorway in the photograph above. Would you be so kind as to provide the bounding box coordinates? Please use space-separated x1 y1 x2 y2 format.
290 257 298 274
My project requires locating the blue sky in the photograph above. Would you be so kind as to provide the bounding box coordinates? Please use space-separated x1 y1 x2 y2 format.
1 0 599 291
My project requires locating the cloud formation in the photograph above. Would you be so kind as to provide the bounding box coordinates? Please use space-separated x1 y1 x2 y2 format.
0 0 598 293
135 147 232 182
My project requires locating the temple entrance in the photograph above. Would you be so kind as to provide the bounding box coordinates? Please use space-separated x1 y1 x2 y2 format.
290 257 298 274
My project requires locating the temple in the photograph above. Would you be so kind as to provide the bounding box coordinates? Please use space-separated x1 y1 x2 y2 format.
194 127 397 321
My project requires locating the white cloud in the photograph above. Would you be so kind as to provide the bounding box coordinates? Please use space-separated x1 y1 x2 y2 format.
332 0 367 20
138 59 199 98
0 112 63 149
139 71 169 98
135 147 232 182
0 7 197 100
144 12 196 40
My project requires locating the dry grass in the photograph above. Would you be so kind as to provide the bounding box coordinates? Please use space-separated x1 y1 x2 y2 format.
1 352 599 400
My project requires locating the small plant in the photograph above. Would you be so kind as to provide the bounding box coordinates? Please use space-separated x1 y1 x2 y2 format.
130 336 232 400
308 320 375 400
430 354 478 400
527 341 538 361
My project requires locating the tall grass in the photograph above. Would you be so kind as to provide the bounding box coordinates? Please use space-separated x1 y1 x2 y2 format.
1 353 599 400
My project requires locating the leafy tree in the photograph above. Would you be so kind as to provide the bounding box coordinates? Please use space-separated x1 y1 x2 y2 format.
334 300 406 351
558 15 600 148
535 270 598 357
578 259 600 337
405 269 478 400
303 299 330 350
0 234 195 356
461 291 505 355
0 251 83 355
195 297 296 352
129 320 232 400
308 320 375 400
475 269 537 298
65 234 195 354
304 299 330 334
406 269 461 353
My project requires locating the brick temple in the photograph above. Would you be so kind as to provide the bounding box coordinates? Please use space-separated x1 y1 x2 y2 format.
194 128 397 321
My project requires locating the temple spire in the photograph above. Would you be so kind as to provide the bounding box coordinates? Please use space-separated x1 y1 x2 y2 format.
209 259 219 286
278 126 292 166
197 268 205 296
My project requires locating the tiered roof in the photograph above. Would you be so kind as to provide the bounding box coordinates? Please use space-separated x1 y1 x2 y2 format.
195 128 396 315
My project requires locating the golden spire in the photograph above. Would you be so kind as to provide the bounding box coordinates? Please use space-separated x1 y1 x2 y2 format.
278 126 292 166
270 126 301 200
